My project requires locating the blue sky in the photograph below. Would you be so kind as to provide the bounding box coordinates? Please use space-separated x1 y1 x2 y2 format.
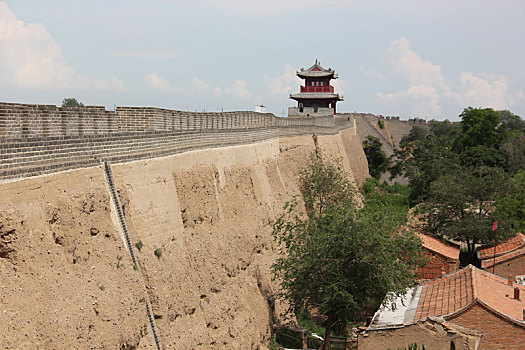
1 0 524 120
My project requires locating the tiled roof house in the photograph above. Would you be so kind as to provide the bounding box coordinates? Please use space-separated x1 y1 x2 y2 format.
478 233 525 279
417 233 460 280
365 265 525 349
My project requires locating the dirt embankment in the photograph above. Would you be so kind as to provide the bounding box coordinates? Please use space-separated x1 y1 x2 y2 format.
0 128 368 349
0 169 156 349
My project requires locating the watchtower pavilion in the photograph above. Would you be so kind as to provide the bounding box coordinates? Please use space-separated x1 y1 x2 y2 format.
289 60 343 118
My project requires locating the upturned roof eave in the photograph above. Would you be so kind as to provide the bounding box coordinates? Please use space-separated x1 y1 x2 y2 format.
290 93 343 101
296 71 337 79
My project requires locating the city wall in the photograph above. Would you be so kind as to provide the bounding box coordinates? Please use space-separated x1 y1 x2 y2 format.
0 121 368 348
0 102 344 181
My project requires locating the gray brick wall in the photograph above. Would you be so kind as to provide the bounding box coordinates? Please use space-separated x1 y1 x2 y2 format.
0 102 351 181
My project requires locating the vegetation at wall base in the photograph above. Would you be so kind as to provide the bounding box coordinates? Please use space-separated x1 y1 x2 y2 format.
391 344 426 350
271 153 421 350
363 135 390 179
296 312 326 349
268 334 279 350
361 178 410 229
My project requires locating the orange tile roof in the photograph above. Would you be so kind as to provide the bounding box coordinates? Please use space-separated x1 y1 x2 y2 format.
414 266 474 320
478 233 525 259
414 265 525 326
417 233 460 260
481 248 525 269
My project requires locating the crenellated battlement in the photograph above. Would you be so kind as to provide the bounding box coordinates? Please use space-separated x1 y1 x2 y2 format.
0 102 350 182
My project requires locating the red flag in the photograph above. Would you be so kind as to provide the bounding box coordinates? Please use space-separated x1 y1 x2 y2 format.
492 221 498 231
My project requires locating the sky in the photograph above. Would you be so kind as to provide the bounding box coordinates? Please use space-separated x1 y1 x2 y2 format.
0 0 524 120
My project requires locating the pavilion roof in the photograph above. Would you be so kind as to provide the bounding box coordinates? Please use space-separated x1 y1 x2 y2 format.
297 61 338 79
290 93 343 101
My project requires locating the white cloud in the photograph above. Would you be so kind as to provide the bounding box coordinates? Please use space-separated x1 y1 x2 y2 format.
191 77 222 97
224 80 252 99
264 64 301 96
458 72 508 109
147 74 253 100
0 2 127 91
377 85 441 117
146 73 184 93
360 66 386 81
375 37 523 118
332 78 351 97
192 77 254 99
509 89 525 106
381 37 447 89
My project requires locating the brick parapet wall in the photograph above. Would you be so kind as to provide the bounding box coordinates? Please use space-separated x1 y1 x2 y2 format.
0 102 348 181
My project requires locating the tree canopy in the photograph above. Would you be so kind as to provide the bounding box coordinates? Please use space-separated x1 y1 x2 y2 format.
495 170 525 233
272 153 421 349
61 97 84 107
362 135 389 179
400 125 429 148
453 107 504 152
422 166 512 257
498 109 525 132
389 107 524 262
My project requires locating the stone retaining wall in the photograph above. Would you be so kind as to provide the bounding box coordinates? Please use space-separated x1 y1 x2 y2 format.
0 102 348 181
288 107 334 118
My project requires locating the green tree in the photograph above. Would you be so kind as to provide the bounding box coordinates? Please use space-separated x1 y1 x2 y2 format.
61 97 84 107
400 126 429 148
453 107 504 152
497 110 524 132
392 137 460 205
501 130 525 174
272 153 421 350
422 166 512 259
495 170 525 232
428 119 461 141
363 135 390 179
389 120 462 205
300 152 355 216
459 145 507 168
